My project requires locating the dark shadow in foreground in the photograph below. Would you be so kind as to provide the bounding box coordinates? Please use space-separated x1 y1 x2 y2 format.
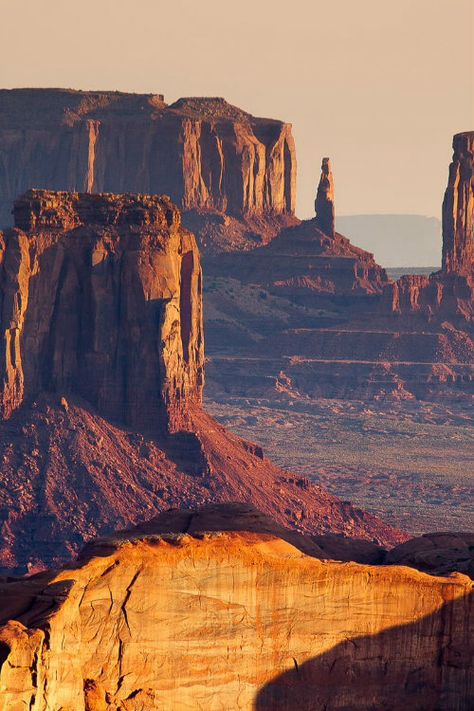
255 588 474 711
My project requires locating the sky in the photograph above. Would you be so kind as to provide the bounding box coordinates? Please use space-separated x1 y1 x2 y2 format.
1 0 472 219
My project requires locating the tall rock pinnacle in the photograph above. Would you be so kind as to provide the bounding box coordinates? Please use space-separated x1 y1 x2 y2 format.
314 157 335 237
442 131 474 275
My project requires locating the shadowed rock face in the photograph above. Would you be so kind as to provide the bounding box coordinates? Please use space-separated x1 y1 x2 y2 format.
0 189 204 432
0 504 471 710
0 89 296 230
442 131 474 275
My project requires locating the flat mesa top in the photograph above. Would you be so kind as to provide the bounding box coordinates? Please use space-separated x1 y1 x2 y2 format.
12 189 180 232
0 89 285 127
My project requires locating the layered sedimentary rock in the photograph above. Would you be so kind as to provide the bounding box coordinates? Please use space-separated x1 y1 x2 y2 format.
0 505 471 711
204 139 474 403
384 132 474 321
0 189 204 432
0 89 297 244
0 190 403 573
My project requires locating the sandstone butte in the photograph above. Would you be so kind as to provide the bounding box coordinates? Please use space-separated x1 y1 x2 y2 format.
204 132 474 403
0 89 298 252
0 503 472 711
0 189 406 574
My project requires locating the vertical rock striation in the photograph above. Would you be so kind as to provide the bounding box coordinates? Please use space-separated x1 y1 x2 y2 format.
0 505 471 710
0 90 296 228
0 190 204 432
442 131 474 275
314 157 335 237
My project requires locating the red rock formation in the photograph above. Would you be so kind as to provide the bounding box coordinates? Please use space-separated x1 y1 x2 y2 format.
0 190 404 573
314 156 335 237
0 190 204 432
0 504 471 710
379 131 474 323
204 214 389 301
204 134 474 403
442 131 474 275
0 90 296 235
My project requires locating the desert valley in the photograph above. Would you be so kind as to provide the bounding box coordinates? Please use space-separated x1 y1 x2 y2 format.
0 86 471 709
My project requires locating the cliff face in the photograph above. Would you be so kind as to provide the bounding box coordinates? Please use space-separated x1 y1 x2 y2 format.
0 190 204 433
382 133 474 322
442 131 474 275
0 190 404 573
0 505 471 711
0 90 296 229
204 139 474 406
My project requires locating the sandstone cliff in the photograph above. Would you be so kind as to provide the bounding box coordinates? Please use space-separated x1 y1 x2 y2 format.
0 190 204 432
0 505 471 710
0 190 403 573
0 90 296 236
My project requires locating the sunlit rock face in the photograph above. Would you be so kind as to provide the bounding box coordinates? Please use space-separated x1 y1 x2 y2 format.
0 505 472 710
0 189 204 432
0 90 297 230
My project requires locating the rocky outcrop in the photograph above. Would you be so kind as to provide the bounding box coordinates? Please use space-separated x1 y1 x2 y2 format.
314 156 335 237
387 531 474 578
204 134 474 405
0 90 297 233
442 131 474 275
0 190 404 573
0 189 204 432
0 504 471 711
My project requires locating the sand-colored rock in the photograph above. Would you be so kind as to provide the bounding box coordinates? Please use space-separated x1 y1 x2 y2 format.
0 505 471 710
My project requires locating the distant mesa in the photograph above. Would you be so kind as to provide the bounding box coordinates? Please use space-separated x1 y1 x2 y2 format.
336 214 442 269
0 88 297 252
204 136 474 404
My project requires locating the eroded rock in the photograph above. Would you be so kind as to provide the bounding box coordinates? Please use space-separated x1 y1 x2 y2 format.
0 190 204 432
442 131 474 275
0 505 471 710
0 90 296 232
314 156 335 237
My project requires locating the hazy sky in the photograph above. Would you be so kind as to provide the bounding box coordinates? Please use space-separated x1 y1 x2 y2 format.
1 0 472 218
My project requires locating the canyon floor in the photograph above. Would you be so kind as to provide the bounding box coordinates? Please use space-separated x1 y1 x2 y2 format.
205 393 474 535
